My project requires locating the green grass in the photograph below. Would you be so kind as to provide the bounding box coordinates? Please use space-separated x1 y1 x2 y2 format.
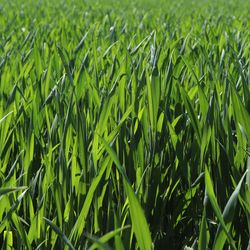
0 0 250 249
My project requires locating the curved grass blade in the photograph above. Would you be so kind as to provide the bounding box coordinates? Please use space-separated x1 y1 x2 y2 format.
74 31 88 54
205 168 236 250
57 46 74 87
198 207 208 250
44 217 75 250
99 137 152 250
0 186 27 196
180 86 201 144
0 111 13 125
85 234 112 250
89 225 130 250
213 170 248 250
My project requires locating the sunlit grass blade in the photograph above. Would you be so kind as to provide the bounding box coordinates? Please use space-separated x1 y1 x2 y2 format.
69 158 111 241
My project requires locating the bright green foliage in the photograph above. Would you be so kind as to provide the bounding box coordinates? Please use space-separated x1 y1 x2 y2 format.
0 0 250 249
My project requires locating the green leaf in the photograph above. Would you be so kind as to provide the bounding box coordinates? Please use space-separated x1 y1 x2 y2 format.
213 171 248 249
69 157 111 241
198 207 208 250
0 186 27 196
100 137 152 250
89 226 130 250
180 86 201 144
44 217 75 250
205 168 236 250
0 111 13 125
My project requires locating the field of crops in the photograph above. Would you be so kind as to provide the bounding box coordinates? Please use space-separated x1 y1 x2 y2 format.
0 0 250 249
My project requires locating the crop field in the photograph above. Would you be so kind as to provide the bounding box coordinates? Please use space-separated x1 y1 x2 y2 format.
0 0 250 249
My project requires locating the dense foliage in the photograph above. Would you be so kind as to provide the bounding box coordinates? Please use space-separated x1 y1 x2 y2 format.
0 0 250 249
